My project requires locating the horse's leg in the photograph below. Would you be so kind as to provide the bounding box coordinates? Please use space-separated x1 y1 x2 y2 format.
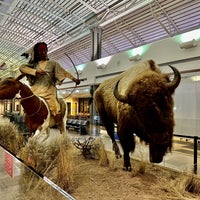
56 115 66 134
46 127 50 136
62 121 67 134
40 127 50 142
33 129 41 139
59 117 66 134
34 127 49 141
58 99 67 135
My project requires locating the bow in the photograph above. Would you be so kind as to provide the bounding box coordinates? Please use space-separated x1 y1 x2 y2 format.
64 53 80 98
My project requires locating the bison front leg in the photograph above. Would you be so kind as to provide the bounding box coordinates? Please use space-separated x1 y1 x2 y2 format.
105 124 122 159
123 149 132 171
103 121 122 158
112 140 121 159
118 129 135 171
97 108 122 159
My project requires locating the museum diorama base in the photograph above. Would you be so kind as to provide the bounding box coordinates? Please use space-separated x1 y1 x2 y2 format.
0 121 200 200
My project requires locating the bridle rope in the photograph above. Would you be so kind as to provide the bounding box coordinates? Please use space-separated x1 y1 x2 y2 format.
19 92 42 117
28 98 42 117
20 93 35 101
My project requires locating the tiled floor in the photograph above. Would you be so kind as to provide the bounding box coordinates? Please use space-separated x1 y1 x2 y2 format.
0 118 200 199
0 148 24 200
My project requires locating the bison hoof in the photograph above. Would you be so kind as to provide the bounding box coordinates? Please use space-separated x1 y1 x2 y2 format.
115 154 122 159
123 166 132 172
113 141 121 159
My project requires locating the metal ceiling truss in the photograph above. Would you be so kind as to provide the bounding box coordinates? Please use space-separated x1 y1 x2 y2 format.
0 0 199 78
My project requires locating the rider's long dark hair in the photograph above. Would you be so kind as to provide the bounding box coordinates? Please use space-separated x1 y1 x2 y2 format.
26 42 49 85
30 42 49 63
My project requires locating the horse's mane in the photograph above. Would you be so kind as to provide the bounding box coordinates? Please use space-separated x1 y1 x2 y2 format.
20 82 34 95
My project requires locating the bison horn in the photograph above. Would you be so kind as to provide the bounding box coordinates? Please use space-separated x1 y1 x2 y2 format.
167 65 181 92
113 80 128 103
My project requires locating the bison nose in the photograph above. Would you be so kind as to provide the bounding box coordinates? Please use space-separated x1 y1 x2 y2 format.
150 154 163 163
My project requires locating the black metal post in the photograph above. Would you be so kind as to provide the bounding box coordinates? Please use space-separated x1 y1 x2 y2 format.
174 134 199 174
193 136 198 174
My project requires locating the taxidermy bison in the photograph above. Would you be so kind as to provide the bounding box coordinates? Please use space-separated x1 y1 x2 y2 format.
94 60 181 171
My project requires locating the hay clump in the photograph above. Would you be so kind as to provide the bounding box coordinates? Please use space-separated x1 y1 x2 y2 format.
158 169 200 197
131 160 147 177
46 137 75 192
17 176 69 200
0 121 24 154
97 138 109 167
140 163 200 199
184 175 200 195
18 133 75 198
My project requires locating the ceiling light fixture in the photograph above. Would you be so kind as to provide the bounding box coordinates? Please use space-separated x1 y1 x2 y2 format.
180 39 197 49
97 64 106 69
129 54 141 61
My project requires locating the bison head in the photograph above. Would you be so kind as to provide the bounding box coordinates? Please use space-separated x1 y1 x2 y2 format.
114 65 181 103
149 131 172 163
114 65 181 163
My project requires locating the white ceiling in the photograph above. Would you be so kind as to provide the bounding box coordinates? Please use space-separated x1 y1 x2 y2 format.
0 0 199 78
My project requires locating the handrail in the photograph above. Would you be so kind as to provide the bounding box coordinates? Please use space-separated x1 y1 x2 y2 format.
174 134 200 174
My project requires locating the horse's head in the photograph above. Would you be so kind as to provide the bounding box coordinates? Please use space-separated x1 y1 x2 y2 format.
0 75 24 99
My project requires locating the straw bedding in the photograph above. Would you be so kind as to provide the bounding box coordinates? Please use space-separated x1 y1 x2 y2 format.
0 120 200 200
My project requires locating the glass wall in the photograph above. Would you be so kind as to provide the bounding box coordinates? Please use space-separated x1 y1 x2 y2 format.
174 71 200 137
0 146 74 200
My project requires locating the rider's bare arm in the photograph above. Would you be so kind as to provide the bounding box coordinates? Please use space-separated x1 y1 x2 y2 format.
20 65 37 76
63 70 80 85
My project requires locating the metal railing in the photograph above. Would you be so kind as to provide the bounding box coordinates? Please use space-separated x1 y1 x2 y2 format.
174 134 200 174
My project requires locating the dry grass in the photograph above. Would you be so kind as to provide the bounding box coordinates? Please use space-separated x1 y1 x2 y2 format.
98 138 109 167
18 133 75 194
0 121 24 154
1 120 200 199
70 151 200 200
17 135 75 200
184 175 200 195
18 175 68 200
0 120 75 199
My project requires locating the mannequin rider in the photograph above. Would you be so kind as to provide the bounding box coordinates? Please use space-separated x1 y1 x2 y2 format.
19 42 80 129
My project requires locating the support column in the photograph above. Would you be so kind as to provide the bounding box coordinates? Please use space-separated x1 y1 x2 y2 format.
89 84 100 135
89 84 98 124
90 26 103 61
10 68 15 113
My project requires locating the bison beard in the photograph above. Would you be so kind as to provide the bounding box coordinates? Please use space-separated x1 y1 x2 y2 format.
94 60 181 171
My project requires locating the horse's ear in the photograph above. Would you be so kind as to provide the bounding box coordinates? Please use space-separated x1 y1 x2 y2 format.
16 73 26 81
